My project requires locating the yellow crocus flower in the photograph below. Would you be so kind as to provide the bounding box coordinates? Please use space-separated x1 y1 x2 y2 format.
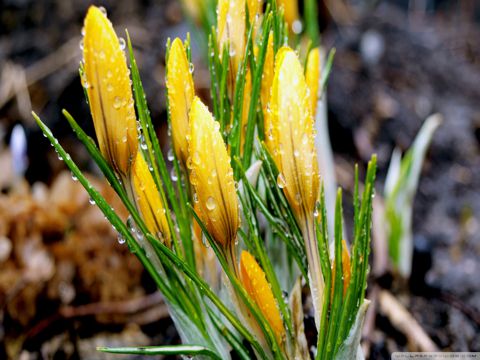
247 0 263 40
305 47 321 119
269 47 319 223
240 250 285 343
166 38 195 165
240 68 252 154
188 97 239 247
277 0 300 34
269 47 324 328
217 0 246 82
83 6 137 176
131 152 171 246
261 32 274 152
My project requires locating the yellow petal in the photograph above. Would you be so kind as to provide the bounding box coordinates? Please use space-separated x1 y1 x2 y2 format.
277 0 300 33
270 47 319 223
240 250 285 343
331 239 351 299
166 38 195 165
261 32 275 152
83 6 137 176
247 0 263 40
240 68 252 154
131 151 170 246
217 0 246 76
188 97 239 247
247 0 262 22
306 47 321 119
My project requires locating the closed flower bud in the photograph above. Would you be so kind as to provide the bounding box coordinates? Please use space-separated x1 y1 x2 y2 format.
269 47 324 327
240 251 285 343
261 32 275 152
83 6 137 176
166 38 195 165
188 97 239 247
305 47 321 119
269 47 319 224
132 152 170 246
277 0 300 34
241 68 252 154
247 0 263 39
217 0 246 77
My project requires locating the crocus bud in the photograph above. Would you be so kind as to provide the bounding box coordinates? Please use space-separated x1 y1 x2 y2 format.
261 32 275 151
166 38 195 165
83 6 137 176
217 0 246 77
240 68 252 154
277 0 300 34
240 250 285 343
269 47 319 224
247 0 263 39
269 47 324 328
188 97 239 247
131 152 170 246
305 47 321 119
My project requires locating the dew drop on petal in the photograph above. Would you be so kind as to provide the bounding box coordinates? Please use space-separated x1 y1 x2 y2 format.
294 193 302 205
206 196 216 211
113 96 122 109
277 173 286 189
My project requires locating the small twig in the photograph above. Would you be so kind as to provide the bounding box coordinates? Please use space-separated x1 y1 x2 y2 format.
26 291 166 339
378 290 439 352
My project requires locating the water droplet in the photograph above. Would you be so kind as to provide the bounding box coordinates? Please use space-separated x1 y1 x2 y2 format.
171 168 178 182
294 193 302 205
277 173 286 188
167 148 174 161
294 149 300 157
192 151 200 165
106 83 113 92
89 197 96 205
117 234 126 244
81 26 86 36
206 196 216 211
119 37 126 50
79 39 84 50
98 6 107 16
140 142 148 150
189 62 194 73
81 76 90 89
113 96 122 109
193 193 199 203
71 174 78 182
98 50 105 60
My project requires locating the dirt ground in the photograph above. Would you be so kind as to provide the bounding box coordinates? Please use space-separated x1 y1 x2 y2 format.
0 0 479 359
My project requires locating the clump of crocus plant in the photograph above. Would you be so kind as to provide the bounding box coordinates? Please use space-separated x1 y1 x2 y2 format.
34 1 377 359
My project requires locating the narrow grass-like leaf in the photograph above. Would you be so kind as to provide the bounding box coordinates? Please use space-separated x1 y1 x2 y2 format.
320 48 336 95
97 345 222 359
